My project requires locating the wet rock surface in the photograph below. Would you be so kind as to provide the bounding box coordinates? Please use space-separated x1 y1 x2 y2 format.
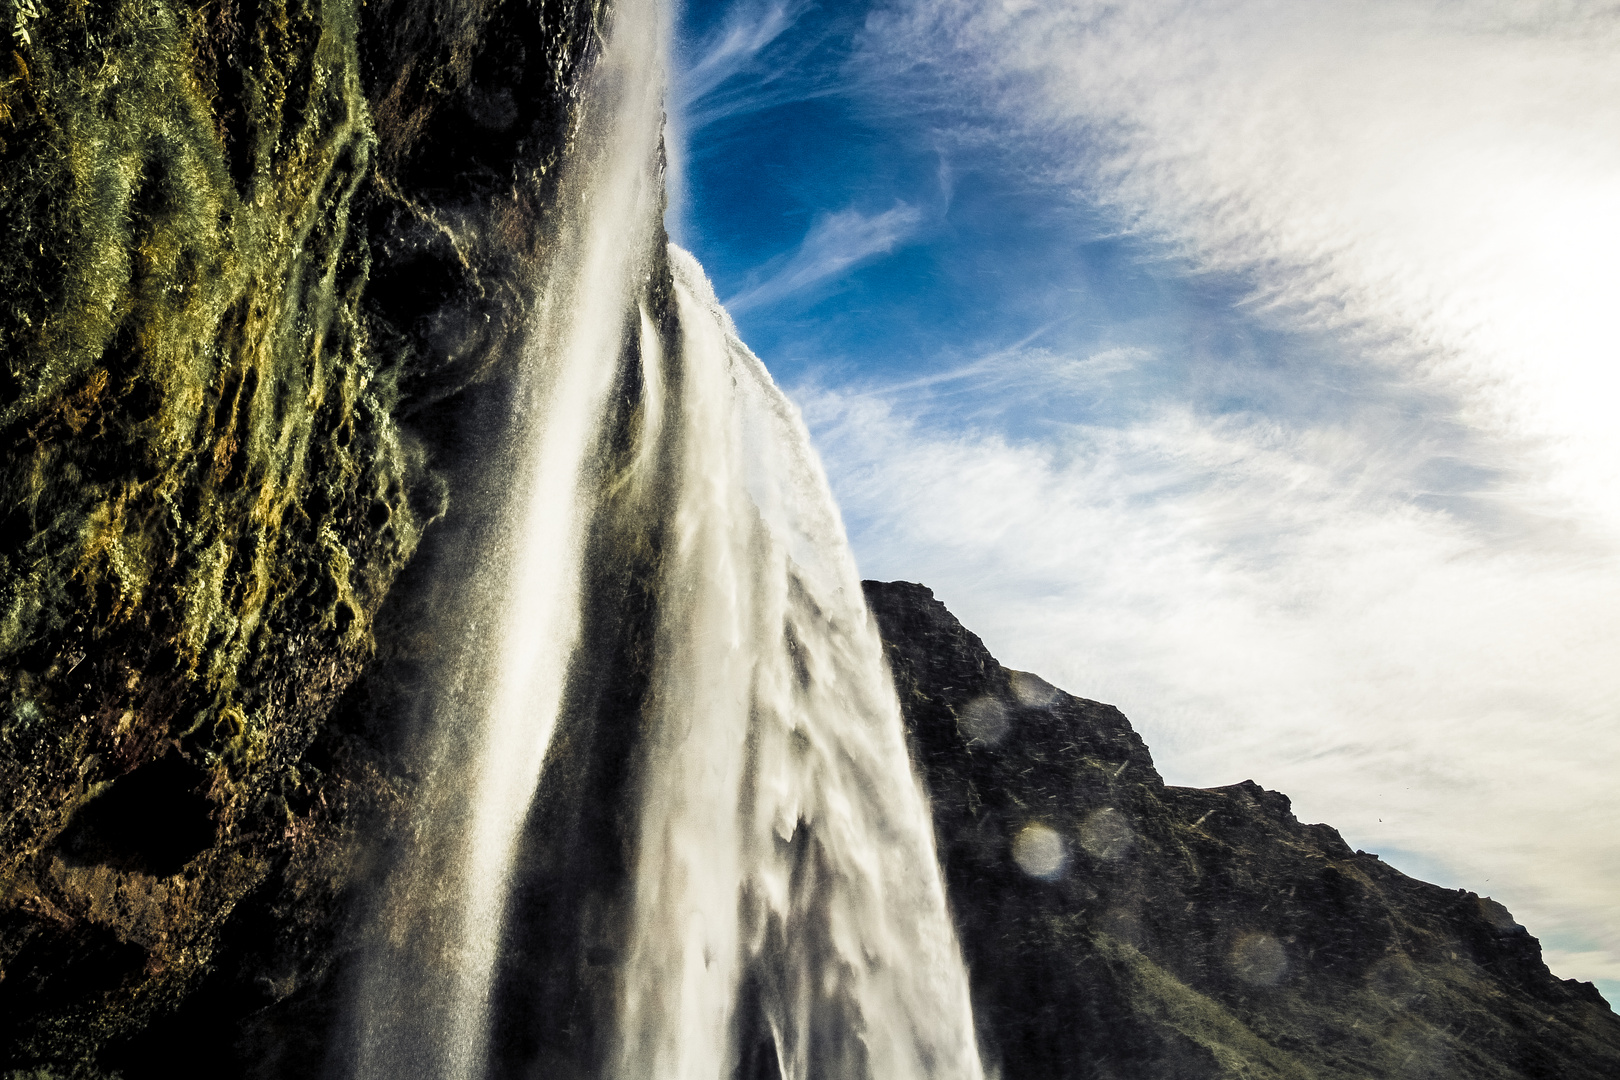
865 579 1620 1080
0 0 604 1072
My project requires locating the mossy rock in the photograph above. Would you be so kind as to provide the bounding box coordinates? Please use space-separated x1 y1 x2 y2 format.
0 0 602 1069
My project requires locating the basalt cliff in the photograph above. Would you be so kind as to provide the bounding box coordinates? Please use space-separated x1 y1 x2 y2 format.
0 0 1617 1076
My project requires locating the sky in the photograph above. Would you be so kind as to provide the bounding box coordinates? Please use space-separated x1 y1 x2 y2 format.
668 0 1620 1006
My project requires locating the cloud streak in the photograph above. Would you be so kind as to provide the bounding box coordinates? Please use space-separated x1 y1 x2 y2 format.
676 0 815 118
665 0 829 245
669 0 1620 1002
802 0 1620 999
863 0 1620 522
724 202 925 313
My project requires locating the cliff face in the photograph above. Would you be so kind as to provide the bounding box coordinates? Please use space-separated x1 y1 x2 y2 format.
0 0 603 1072
864 579 1620 1080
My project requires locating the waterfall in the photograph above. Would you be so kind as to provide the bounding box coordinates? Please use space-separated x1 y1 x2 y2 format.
347 0 667 1074
614 249 984 1080
347 0 983 1075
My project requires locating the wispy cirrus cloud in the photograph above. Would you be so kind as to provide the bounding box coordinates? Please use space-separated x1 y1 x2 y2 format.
665 0 827 243
676 0 1620 1003
676 0 814 117
861 0 1620 522
856 340 1144 408
724 202 925 313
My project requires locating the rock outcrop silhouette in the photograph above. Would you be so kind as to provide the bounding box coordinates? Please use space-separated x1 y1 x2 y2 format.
865 579 1620 1080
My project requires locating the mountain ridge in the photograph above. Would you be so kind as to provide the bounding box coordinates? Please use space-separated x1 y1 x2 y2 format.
863 578 1620 1080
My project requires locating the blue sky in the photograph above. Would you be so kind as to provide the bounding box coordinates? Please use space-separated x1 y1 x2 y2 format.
670 0 1620 1005
672 0 1298 428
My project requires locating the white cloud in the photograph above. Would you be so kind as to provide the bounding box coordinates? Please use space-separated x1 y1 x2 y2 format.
665 0 821 246
676 0 812 112
826 0 1620 994
861 337 1146 401
799 383 1620 991
1544 949 1620 988
724 203 925 312
863 0 1620 523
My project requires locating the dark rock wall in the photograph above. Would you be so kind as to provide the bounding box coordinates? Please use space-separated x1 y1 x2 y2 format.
864 579 1620 1080
0 0 608 1072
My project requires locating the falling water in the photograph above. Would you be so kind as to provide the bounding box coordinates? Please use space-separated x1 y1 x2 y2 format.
348 0 666 1075
614 249 984 1080
348 0 983 1074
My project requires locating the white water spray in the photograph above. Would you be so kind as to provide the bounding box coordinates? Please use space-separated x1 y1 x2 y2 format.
349 0 666 1075
614 248 984 1080
351 0 983 1073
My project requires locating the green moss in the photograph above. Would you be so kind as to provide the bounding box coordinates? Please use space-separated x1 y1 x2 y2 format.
0 0 421 776
1094 933 1321 1080
0 0 618 1065
0 0 431 1061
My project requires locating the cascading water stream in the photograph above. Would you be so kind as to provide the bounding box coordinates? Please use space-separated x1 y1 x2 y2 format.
348 0 984 1074
347 0 667 1076
615 249 984 1080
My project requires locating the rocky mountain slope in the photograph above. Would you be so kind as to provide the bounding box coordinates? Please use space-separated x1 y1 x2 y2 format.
865 579 1620 1080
